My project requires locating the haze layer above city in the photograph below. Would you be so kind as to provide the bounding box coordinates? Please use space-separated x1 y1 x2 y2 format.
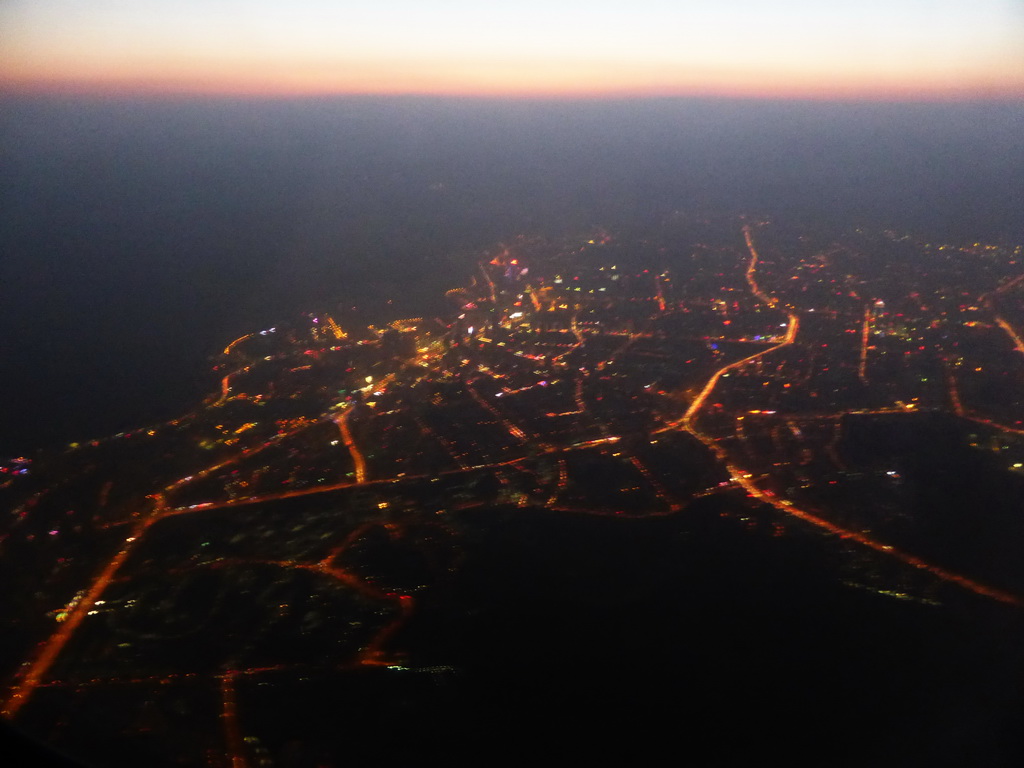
2 94 1023 455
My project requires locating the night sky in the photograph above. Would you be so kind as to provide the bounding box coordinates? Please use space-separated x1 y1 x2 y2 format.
2 1 1023 99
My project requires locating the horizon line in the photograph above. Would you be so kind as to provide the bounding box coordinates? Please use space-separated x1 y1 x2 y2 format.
4 81 1024 105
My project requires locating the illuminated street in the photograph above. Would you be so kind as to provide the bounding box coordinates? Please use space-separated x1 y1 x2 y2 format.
2 217 1024 766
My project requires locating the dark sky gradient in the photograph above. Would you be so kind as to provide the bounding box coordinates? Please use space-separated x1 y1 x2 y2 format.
2 95 1022 454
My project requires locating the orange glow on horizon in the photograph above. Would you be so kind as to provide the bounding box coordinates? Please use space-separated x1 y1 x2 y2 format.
4 60 1024 102
3 1 1022 102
